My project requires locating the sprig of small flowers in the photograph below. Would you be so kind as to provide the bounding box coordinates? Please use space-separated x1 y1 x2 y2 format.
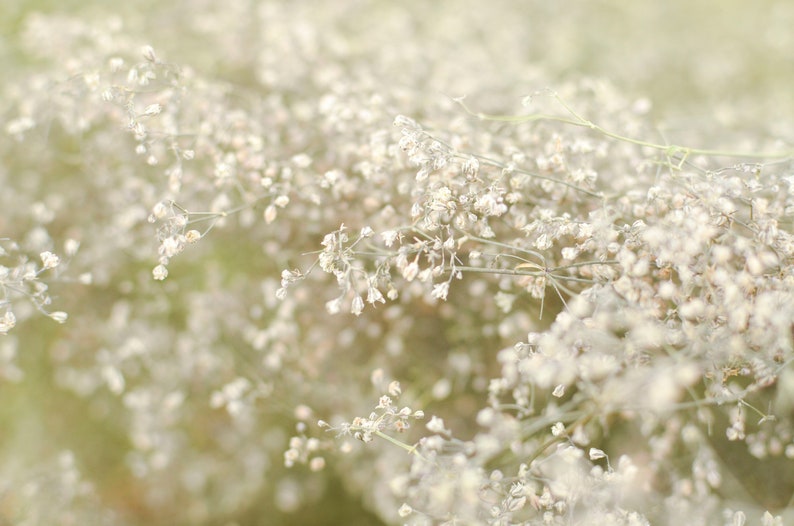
318 381 425 453
0 239 72 332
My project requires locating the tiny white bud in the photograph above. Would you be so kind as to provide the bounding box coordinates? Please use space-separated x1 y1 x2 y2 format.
142 103 162 117
185 230 201 243
551 422 566 437
142 45 157 63
264 205 277 224
402 261 419 282
151 201 168 220
50 311 68 324
309 457 326 472
64 239 80 256
388 380 402 396
39 251 60 270
588 448 606 461
351 295 365 316
152 264 168 281
426 415 449 434
398 503 413 517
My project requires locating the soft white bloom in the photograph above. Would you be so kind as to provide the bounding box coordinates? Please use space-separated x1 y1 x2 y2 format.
142 103 162 117
291 153 312 168
588 448 606 461
551 422 566 437
430 281 449 301
426 415 449 434
366 284 385 305
160 236 184 258
309 457 325 472
6 116 35 136
402 261 419 282
388 380 401 396
102 365 125 394
325 297 342 314
185 230 201 243
264 205 277 224
141 45 157 62
49 311 68 324
474 192 507 217
561 246 579 260
64 239 80 256
151 201 168 220
534 233 553 250
494 291 515 313
0 311 16 334
678 298 705 319
40 251 60 270
350 295 365 316
152 264 168 281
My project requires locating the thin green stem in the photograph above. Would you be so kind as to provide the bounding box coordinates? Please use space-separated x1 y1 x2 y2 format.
456 93 794 161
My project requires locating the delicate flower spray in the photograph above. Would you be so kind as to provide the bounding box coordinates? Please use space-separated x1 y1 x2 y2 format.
2 2 794 525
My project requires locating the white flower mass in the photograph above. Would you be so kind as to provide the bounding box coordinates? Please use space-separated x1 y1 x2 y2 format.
1 0 794 524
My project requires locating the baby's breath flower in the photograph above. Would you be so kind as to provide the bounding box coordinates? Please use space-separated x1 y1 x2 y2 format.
561 246 579 260
141 103 162 117
150 201 168 222
551 422 566 437
402 261 419 282
141 44 157 62
184 230 201 243
264 205 277 224
398 503 413 517
366 284 385 305
64 239 80 257
426 415 449 435
388 381 401 397
381 230 399 247
0 312 16 334
350 295 364 316
152 264 168 281
325 297 342 314
309 456 325 471
430 281 449 301
49 311 68 324
588 448 606 461
39 251 60 270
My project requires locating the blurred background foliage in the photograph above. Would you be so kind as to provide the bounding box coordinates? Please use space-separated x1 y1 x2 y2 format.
3 0 794 124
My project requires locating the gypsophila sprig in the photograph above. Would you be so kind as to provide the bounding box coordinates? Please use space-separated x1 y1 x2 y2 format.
0 239 70 330
324 387 426 458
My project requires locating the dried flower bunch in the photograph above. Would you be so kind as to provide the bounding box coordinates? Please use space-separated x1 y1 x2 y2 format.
2 1 793 525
